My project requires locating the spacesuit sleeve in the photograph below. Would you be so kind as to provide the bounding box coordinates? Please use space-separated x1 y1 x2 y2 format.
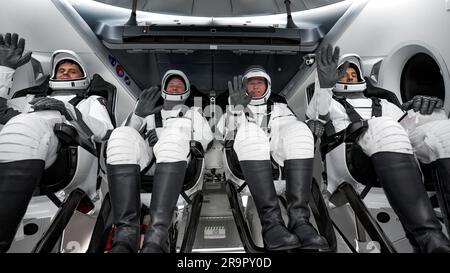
122 111 147 132
216 109 248 141
73 96 114 142
0 66 20 124
117 98 151 133
0 97 20 125
0 66 15 99
186 107 213 151
399 108 448 133
306 71 333 121
272 103 297 119
381 100 405 121
380 100 447 133
380 100 416 132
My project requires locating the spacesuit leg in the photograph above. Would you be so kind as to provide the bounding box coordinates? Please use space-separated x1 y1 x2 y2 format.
234 122 300 251
409 120 450 235
141 118 190 253
0 112 63 165
432 158 450 236
357 116 413 156
272 119 328 249
106 126 153 253
0 160 45 253
408 119 450 163
358 117 450 253
0 112 63 253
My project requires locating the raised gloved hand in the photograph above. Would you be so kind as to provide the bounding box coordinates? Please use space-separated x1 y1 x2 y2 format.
0 33 32 69
316 44 349 88
307 119 325 138
134 86 162 117
401 95 444 115
228 75 253 110
30 97 73 120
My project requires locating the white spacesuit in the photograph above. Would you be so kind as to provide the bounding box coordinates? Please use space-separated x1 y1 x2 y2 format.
307 44 450 253
307 54 450 162
0 50 113 165
217 66 327 251
105 70 213 253
0 42 113 253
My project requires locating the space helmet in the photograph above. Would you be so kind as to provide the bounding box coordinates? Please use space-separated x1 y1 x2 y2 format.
48 50 90 90
160 69 190 101
242 65 272 105
333 53 366 93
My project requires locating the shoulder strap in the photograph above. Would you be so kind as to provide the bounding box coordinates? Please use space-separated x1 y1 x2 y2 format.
371 97 382 117
68 94 86 107
334 95 363 123
155 111 163 128
324 120 336 136
259 100 273 132
325 96 383 136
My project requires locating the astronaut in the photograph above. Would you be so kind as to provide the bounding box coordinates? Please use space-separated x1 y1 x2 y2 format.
217 66 328 251
105 70 213 253
307 44 450 253
0 33 113 253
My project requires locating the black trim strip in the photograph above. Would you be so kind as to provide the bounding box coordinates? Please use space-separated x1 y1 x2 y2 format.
32 188 86 253
179 192 203 253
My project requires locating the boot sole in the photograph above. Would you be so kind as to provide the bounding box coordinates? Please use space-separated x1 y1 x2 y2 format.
265 243 301 251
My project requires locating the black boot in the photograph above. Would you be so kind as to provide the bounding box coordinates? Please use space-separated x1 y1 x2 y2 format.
240 160 300 251
284 159 328 249
372 152 450 253
140 161 186 253
0 160 45 253
107 164 142 253
431 158 450 235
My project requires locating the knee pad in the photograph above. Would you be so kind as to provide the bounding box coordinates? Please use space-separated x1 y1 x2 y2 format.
107 126 152 169
0 114 57 163
153 123 190 163
233 122 270 161
410 120 450 163
358 116 412 156
271 121 314 163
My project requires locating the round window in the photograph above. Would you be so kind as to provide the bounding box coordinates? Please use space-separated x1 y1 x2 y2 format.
400 53 445 102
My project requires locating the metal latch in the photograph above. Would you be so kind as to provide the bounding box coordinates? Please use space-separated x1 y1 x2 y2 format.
303 53 315 66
